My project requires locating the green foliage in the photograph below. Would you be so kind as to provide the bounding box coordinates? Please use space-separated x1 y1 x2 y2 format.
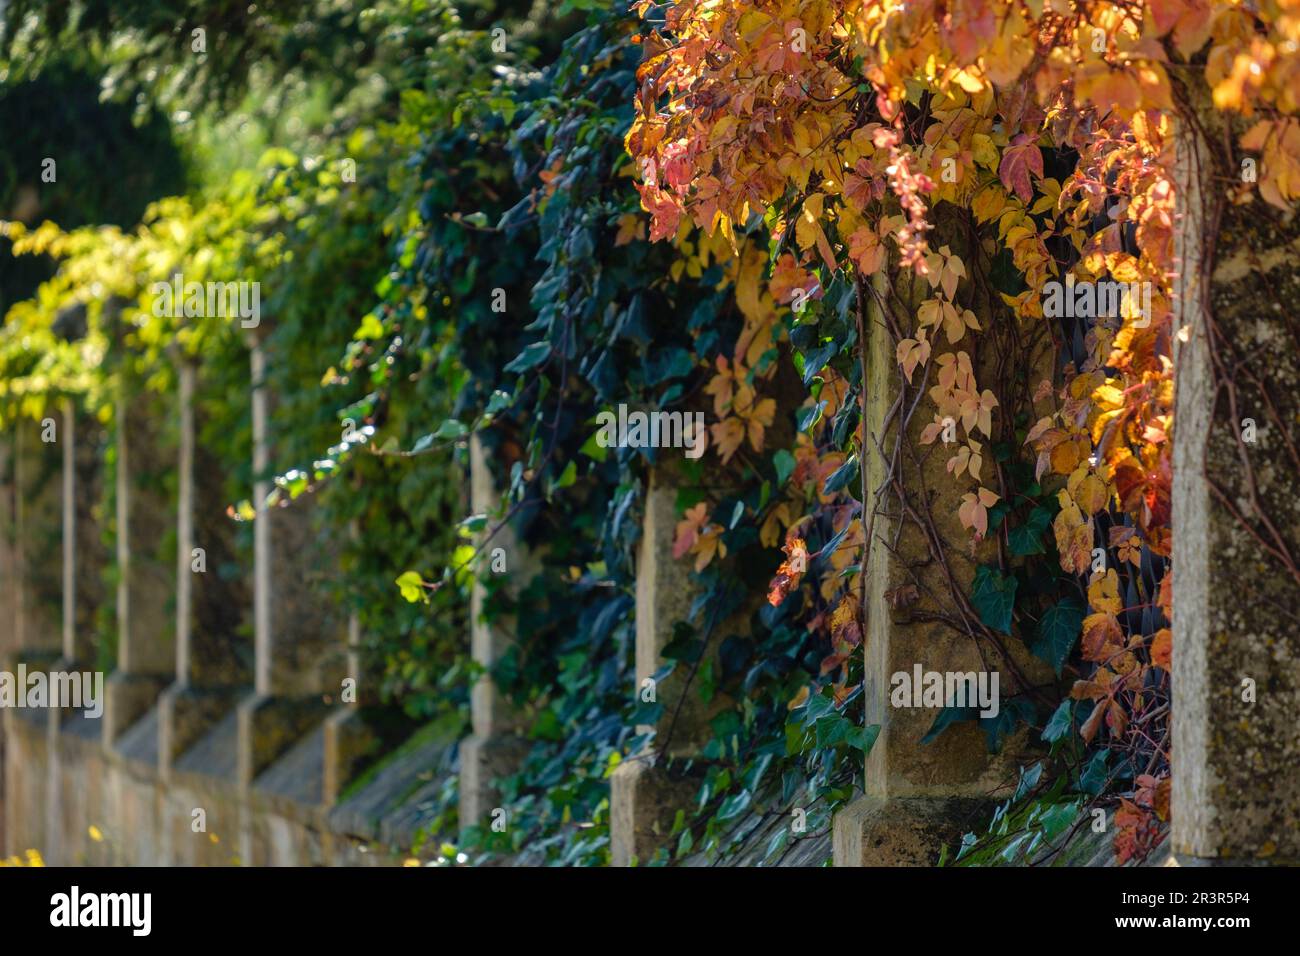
971 564 1017 635
1033 597 1085 677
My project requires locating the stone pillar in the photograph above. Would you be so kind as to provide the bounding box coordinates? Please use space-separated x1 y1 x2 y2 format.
322 519 378 807
236 339 344 791
68 406 107 667
833 258 1052 866
47 400 76 865
60 399 75 664
609 461 743 866
11 415 64 661
2 417 64 858
0 437 15 666
0 436 8 855
157 361 248 780
459 434 530 835
103 383 175 748
458 434 549 835
1170 92 1300 864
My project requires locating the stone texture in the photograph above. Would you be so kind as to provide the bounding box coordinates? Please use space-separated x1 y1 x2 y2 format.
631 461 734 755
2 702 450 865
236 692 331 790
321 707 379 806
835 210 1054 865
609 757 698 866
262 496 348 698
458 434 530 834
609 459 755 865
114 387 176 679
833 795 996 866
158 684 241 779
69 407 107 666
13 417 63 660
459 733 530 832
1171 88 1300 864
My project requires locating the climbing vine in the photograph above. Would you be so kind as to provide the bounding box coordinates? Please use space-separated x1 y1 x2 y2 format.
4 0 1298 868
626 0 1298 862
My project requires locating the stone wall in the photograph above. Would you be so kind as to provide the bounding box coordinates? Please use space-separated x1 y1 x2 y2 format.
0 341 463 865
3 223 1297 866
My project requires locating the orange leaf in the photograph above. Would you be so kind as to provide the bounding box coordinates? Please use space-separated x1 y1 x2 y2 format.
1150 627 1172 670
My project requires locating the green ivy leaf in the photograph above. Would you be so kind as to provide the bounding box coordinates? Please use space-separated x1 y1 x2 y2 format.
980 696 1035 753
715 790 752 822
504 341 551 372
800 342 838 385
1032 596 1084 677
1079 747 1111 795
971 564 1017 634
1007 506 1051 556
353 312 385 340
579 429 608 462
773 448 796 487
431 418 468 440
853 723 881 753
1042 699 1074 743
821 454 858 495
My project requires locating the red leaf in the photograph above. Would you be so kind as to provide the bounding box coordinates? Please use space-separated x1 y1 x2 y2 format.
998 133 1043 203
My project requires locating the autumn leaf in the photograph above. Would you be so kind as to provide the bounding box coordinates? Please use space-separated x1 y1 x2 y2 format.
1081 611 1124 663
1150 627 1172 670
759 501 793 549
1114 799 1161 865
896 334 931 384
710 417 746 463
1088 569 1122 615
998 133 1043 203
673 502 709 559
848 224 886 274
959 487 1000 538
692 524 726 572
1053 495 1093 575
1068 468 1111 515
767 534 808 607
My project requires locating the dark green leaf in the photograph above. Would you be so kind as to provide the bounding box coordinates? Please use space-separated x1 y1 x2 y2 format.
1032 597 1084 676
971 564 1017 634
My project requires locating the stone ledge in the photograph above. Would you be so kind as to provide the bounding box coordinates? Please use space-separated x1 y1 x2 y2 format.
2 691 457 864
833 794 998 866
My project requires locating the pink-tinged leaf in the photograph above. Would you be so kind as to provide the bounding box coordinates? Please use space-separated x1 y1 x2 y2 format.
998 134 1043 203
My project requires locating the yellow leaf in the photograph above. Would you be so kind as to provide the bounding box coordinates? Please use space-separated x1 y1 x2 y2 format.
1088 568 1122 615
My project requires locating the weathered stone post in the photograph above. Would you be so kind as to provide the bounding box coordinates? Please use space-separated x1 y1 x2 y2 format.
0 435 9 855
1 416 66 856
236 336 347 800
605 465 691 868
609 460 740 866
0 437 15 667
10 416 64 661
60 399 75 665
47 399 75 864
322 518 376 808
159 358 252 779
102 381 175 749
833 258 1052 866
47 398 111 864
1170 87 1300 865
459 434 530 835
50 398 110 671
